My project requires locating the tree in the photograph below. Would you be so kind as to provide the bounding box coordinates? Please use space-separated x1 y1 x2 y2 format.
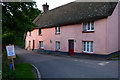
2 1 41 47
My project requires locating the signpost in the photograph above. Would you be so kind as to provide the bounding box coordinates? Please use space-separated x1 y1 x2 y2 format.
6 45 16 70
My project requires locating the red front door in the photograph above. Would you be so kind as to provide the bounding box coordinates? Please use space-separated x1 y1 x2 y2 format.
69 40 74 56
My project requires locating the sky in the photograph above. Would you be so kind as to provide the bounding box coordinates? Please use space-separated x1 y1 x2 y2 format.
33 0 75 10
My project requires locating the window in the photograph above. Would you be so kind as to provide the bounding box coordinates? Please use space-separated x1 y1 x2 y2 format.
29 41 31 47
29 32 31 36
39 41 44 49
83 21 94 32
25 41 27 45
39 29 42 35
55 26 60 34
83 41 93 53
56 41 60 50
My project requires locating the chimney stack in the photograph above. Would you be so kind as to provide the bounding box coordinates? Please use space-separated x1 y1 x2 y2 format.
42 2 49 13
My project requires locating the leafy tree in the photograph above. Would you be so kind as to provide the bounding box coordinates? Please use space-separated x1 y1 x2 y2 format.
2 1 41 47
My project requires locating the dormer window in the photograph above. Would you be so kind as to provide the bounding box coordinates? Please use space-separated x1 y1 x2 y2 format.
55 26 60 34
83 21 94 32
39 28 42 35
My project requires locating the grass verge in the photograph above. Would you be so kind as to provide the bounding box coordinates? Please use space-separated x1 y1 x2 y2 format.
2 51 35 80
14 63 35 79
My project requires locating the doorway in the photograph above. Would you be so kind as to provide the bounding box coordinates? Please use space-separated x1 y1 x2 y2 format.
32 40 35 50
69 40 74 56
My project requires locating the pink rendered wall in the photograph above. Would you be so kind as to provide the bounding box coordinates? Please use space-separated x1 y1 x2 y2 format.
25 29 39 50
25 18 108 55
107 2 119 54
82 19 107 55
118 2 120 51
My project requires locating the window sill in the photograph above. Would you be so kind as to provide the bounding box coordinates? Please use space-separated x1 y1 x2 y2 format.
55 32 60 35
82 31 95 33
39 48 44 50
82 51 94 54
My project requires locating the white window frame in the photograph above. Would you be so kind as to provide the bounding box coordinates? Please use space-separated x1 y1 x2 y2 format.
39 41 44 49
56 41 60 50
39 28 42 35
29 41 31 47
56 26 60 34
83 41 93 53
83 21 94 31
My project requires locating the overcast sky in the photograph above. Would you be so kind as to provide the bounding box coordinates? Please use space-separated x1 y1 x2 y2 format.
33 0 75 10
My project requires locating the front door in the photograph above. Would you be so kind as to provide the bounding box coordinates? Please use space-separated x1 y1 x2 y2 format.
32 40 35 50
69 40 74 56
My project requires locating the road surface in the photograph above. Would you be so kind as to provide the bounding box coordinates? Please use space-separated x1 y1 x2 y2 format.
15 47 119 78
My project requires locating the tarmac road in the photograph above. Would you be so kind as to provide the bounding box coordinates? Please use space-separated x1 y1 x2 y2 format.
15 47 119 79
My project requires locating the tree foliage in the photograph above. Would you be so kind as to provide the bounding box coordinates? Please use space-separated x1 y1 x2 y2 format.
2 2 41 46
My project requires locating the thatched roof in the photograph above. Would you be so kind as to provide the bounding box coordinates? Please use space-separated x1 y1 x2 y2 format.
34 2 118 29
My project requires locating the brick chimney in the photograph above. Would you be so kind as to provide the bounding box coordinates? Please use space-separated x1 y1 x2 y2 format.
42 2 49 13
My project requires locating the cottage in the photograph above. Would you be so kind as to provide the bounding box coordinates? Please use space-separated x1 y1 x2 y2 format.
25 2 120 55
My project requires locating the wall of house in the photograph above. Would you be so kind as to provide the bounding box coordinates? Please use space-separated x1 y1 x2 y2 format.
25 29 38 49
118 2 120 51
82 19 107 55
25 18 108 55
107 2 119 54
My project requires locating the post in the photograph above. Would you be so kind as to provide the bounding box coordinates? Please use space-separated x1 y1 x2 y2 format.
12 58 15 70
